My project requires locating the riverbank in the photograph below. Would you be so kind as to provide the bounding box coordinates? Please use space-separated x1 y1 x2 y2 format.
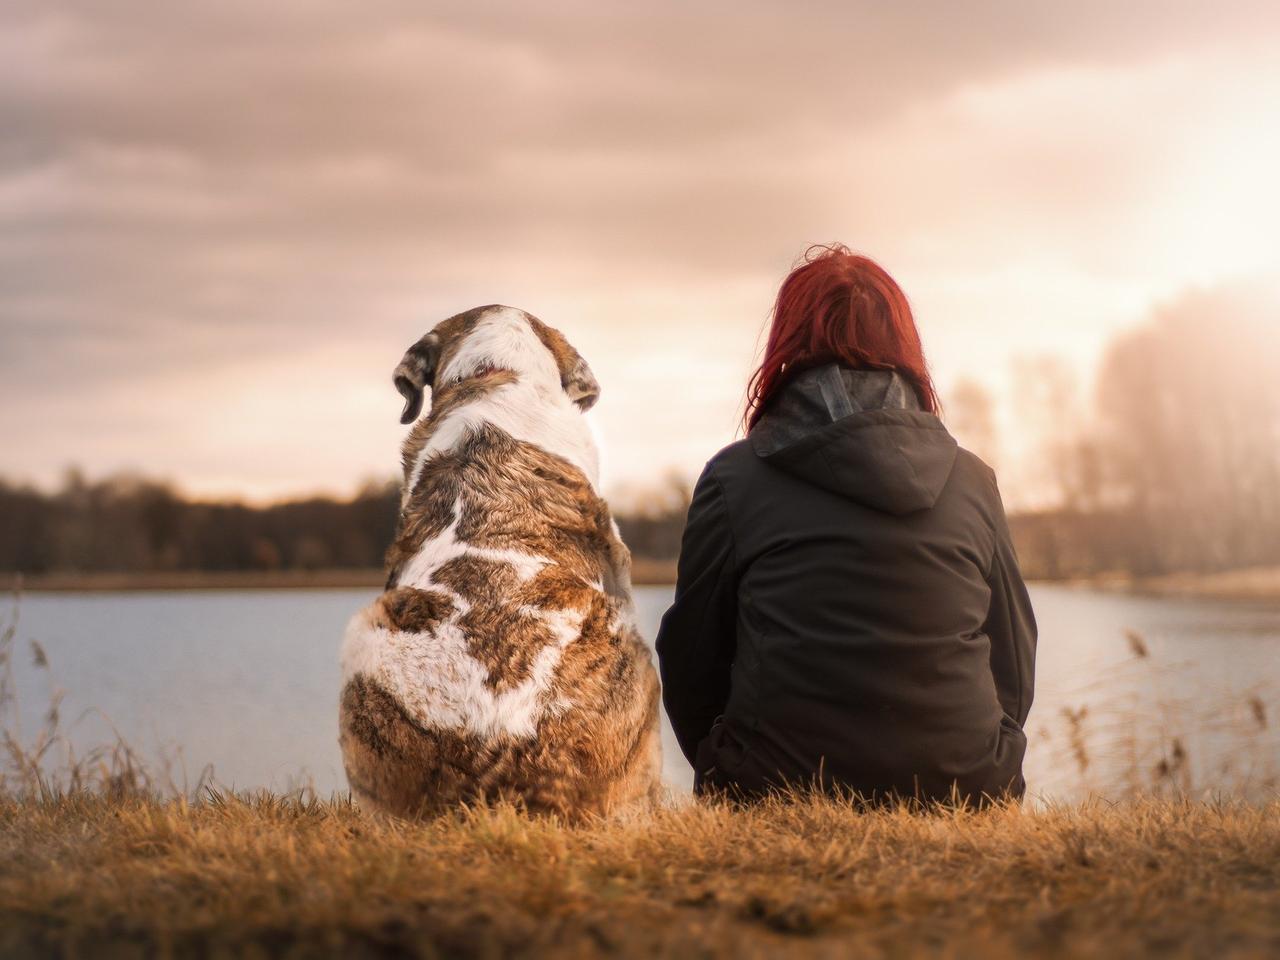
13 562 1280 603
10 558 681 593
2 791 1277 958
9 568 387 592
1070 565 1280 604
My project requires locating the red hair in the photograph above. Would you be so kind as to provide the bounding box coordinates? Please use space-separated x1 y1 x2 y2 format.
745 244 938 431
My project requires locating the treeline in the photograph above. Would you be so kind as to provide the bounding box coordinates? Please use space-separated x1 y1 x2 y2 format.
0 473 402 575
0 471 690 577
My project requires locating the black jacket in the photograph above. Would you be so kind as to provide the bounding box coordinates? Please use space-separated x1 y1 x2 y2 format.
655 365 1036 804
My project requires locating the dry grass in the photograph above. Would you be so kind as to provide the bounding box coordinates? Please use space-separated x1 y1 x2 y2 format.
1 790 1278 959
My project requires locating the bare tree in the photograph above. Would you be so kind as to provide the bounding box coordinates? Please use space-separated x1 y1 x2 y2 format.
1010 355 1102 512
947 378 1001 472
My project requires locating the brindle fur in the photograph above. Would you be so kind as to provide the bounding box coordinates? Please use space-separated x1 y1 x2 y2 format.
341 308 661 821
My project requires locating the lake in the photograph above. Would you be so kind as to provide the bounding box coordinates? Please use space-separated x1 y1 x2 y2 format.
4 585 1278 802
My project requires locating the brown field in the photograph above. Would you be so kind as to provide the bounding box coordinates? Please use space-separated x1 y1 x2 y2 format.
2 790 1278 959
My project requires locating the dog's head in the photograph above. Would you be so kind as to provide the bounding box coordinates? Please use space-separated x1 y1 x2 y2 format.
392 305 600 424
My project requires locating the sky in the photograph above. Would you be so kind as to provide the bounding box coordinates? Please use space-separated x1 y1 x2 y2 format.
3 1 1279 506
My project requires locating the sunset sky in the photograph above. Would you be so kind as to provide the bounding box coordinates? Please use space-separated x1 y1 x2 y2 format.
3 2 1279 506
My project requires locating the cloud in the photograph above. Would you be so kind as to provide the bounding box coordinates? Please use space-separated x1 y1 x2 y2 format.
1 2 1278 498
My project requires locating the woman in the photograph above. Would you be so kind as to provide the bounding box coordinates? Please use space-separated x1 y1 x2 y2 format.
655 245 1036 805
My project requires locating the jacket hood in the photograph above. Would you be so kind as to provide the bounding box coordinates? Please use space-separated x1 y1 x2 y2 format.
749 364 958 514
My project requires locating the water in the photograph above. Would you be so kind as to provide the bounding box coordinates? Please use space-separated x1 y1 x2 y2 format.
5 585 1278 801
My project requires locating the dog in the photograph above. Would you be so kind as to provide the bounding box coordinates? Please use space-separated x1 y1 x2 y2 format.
339 305 662 820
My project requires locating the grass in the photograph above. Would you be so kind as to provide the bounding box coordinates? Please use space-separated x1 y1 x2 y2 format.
1 790 1279 958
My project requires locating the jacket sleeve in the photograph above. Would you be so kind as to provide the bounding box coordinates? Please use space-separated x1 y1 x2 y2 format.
654 463 739 765
982 479 1038 727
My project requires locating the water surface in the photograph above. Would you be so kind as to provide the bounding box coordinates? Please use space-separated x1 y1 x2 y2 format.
6 585 1278 801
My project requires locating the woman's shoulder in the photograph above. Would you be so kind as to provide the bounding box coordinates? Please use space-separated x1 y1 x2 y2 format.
951 446 1001 496
948 449 1013 542
699 438 762 489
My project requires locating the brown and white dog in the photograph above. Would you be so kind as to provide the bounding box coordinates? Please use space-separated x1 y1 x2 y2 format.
339 305 662 820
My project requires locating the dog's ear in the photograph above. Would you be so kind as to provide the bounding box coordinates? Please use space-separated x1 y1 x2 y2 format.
561 352 600 412
393 332 441 424
529 319 600 412
555 353 599 414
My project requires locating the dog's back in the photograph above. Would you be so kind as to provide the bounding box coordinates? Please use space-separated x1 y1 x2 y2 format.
339 306 661 819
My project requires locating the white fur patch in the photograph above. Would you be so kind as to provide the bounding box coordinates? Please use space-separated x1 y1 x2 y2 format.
398 496 550 588
342 484 585 740
340 602 586 741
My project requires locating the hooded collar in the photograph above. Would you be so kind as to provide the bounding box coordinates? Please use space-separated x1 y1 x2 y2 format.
749 364 958 514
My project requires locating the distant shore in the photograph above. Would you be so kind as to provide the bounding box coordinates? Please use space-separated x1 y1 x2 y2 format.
1078 565 1280 604
9 558 681 593
11 562 1280 602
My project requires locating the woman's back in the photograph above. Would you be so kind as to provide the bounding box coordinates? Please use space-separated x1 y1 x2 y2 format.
656 364 1035 804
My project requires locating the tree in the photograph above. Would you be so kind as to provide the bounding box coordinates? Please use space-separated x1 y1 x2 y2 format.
1096 286 1280 573
1011 355 1101 512
946 378 1001 471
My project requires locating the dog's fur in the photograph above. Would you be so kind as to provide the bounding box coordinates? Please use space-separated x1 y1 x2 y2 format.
339 305 662 820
